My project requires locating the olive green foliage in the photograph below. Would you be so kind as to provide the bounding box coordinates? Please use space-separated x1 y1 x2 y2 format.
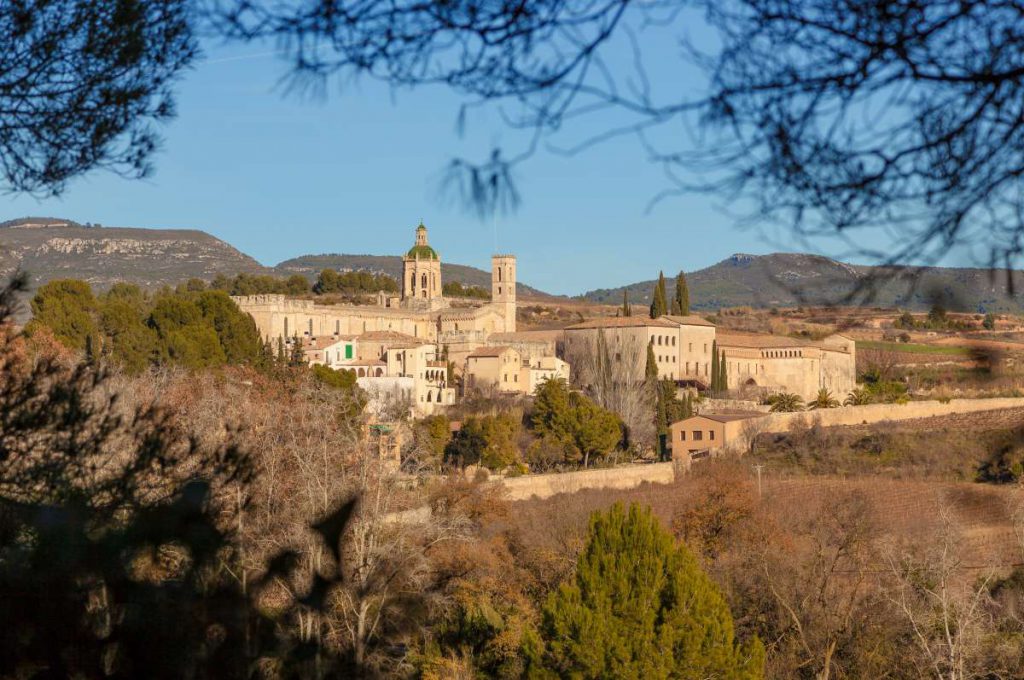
858 368 910 404
210 272 310 296
534 503 764 679
893 305 971 331
843 388 872 406
808 388 840 409
659 382 693 429
765 392 804 412
621 289 631 317
415 415 452 467
27 279 98 349
649 271 668 319
442 281 490 299
718 350 727 393
645 342 658 382
530 378 622 468
444 414 521 470
29 279 264 372
672 271 689 315
310 364 358 390
983 312 997 330
315 269 399 294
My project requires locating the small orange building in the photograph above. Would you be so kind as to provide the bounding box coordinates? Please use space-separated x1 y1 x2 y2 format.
668 412 765 460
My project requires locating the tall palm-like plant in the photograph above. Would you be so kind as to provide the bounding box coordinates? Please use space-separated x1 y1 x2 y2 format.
843 388 872 406
767 392 804 413
808 388 840 409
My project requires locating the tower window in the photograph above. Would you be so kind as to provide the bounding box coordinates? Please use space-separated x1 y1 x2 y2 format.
498 267 502 282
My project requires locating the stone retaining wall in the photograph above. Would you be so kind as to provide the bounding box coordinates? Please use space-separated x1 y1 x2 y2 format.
497 462 678 501
729 397 1024 451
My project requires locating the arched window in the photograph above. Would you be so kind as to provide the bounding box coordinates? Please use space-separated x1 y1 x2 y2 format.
358 368 365 377
498 267 502 282
427 391 433 402
284 317 288 336
375 367 383 377
410 273 416 290
421 273 428 289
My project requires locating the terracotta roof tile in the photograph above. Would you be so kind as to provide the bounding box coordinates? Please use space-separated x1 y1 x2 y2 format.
565 316 678 330
663 315 716 328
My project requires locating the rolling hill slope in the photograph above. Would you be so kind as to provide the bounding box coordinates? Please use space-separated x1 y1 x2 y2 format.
581 253 1024 313
0 218 271 291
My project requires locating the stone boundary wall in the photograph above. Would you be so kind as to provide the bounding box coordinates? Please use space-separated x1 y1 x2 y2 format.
729 397 1024 451
496 462 677 501
700 398 771 414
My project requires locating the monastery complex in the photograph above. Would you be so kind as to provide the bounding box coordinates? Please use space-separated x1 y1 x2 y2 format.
232 222 855 417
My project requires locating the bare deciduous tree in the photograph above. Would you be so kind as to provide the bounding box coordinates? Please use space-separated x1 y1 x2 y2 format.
564 329 654 451
884 508 998 680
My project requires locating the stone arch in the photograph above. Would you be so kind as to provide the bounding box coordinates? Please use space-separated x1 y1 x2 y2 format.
375 368 383 377
744 377 758 387
358 367 366 377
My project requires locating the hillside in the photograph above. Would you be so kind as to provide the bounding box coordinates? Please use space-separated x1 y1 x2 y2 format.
0 218 555 299
0 218 271 291
581 253 1024 313
275 253 553 298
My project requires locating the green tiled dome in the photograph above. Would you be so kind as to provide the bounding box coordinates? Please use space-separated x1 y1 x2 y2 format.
406 244 439 260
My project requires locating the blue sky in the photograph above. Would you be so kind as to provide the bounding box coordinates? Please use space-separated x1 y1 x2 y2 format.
0 19 932 296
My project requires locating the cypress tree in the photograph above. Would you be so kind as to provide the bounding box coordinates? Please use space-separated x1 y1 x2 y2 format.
719 350 728 394
649 271 667 319
622 289 632 317
645 341 658 382
710 340 719 392
674 271 690 316
537 503 765 679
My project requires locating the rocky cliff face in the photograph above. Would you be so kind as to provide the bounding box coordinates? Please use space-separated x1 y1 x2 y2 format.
0 220 270 291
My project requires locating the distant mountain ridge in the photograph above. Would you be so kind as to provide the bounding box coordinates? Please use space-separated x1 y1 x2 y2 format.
0 217 550 297
274 253 549 297
5 217 1022 312
581 252 1024 313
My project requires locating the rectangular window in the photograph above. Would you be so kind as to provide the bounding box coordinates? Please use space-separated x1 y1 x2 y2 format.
693 431 703 441
680 430 686 441
345 344 353 359
689 343 692 352
710 430 715 441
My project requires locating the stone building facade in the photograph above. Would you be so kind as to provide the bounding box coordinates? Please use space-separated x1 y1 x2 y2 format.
233 223 517 347
564 315 855 401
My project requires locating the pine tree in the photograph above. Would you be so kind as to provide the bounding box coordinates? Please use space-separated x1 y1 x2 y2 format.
649 271 667 319
622 289 632 317
673 271 690 316
537 503 765 679
710 340 719 392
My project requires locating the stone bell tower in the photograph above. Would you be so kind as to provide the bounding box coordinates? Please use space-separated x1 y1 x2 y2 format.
491 254 516 332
